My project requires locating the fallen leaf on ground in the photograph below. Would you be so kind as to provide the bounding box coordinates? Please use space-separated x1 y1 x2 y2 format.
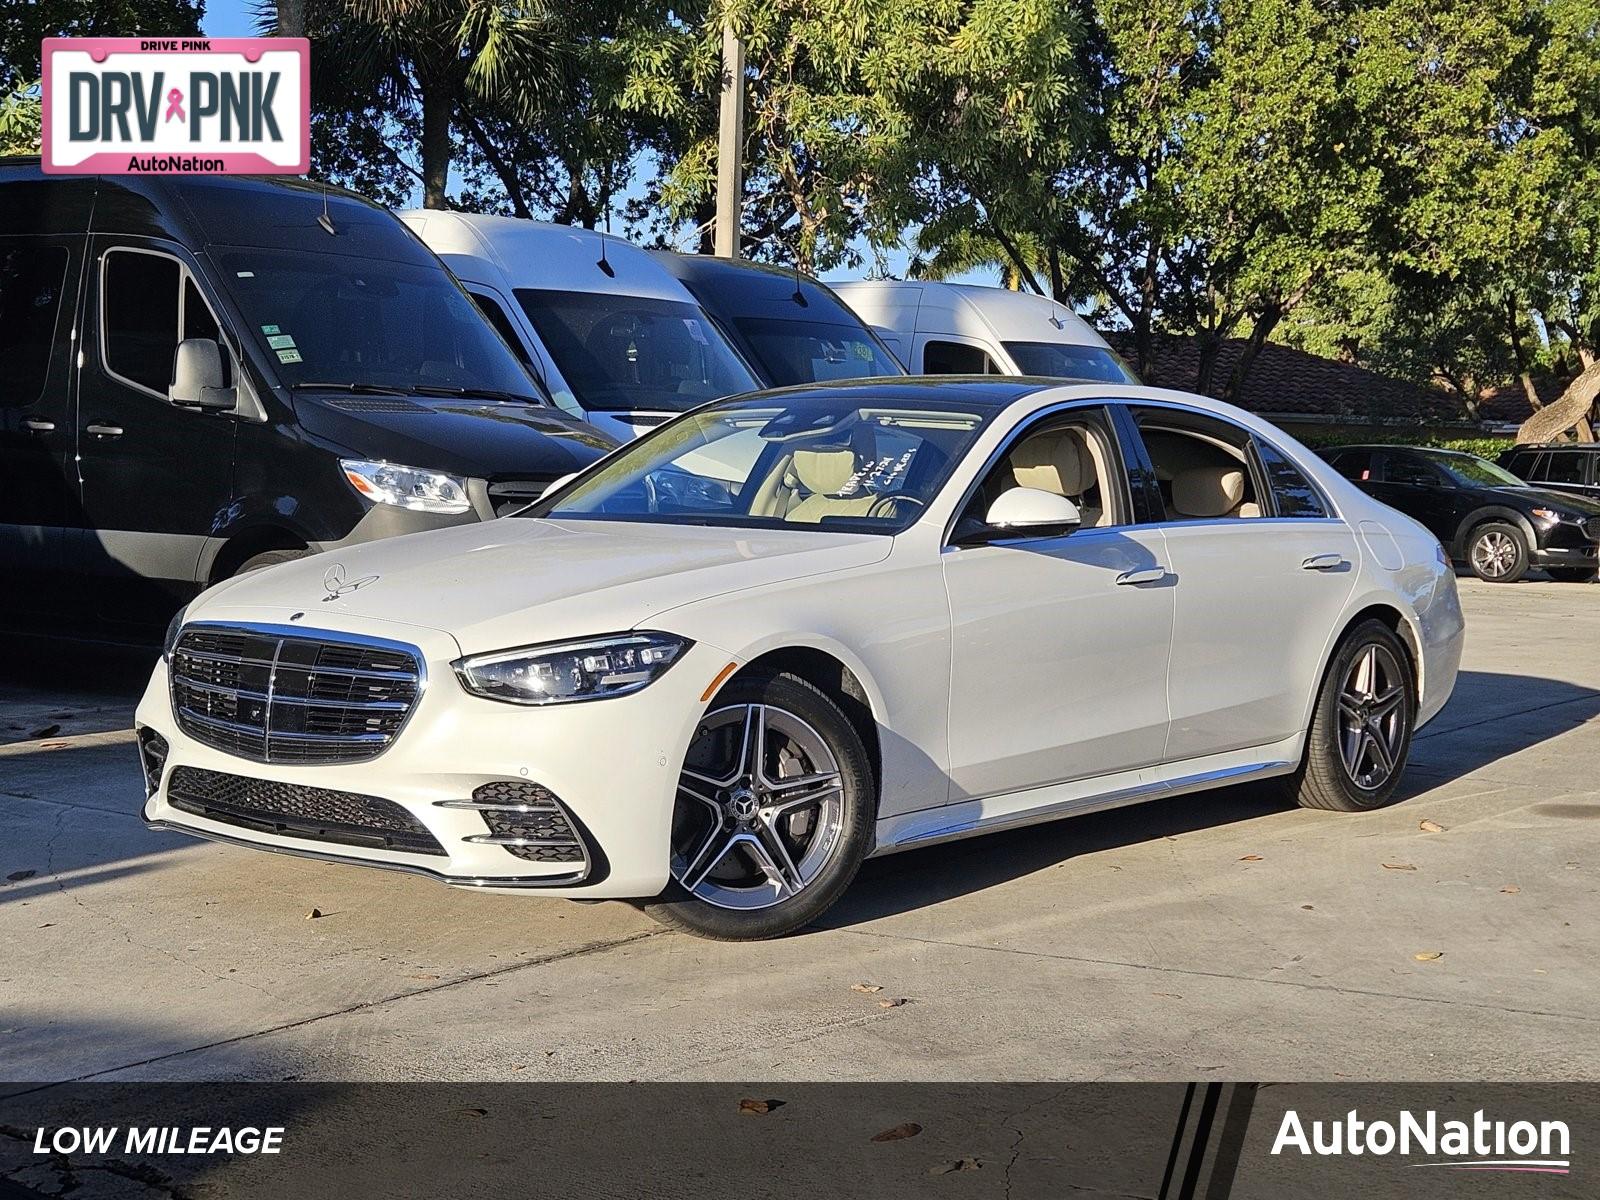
1300 904 1315 910
5 870 36 883
304 908 322 919
1381 862 1417 871
739 1098 783 1115
879 998 908 1009
1413 951 1444 961
871 1122 923 1142
28 725 61 739
929 1158 982 1175
459 1107 488 1118
1239 854 1263 862
1419 819 1446 833
850 983 883 994
1501 884 1521 894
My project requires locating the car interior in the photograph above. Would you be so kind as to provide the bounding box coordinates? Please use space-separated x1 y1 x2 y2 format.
1136 419 1263 520
959 418 1118 532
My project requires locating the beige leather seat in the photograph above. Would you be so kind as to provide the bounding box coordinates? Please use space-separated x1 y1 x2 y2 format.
1170 467 1261 519
1006 429 1106 526
784 448 881 523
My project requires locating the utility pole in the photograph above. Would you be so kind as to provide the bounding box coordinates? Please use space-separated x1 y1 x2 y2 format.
713 21 745 259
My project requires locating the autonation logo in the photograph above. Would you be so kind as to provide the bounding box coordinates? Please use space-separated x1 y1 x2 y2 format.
1272 1108 1571 1175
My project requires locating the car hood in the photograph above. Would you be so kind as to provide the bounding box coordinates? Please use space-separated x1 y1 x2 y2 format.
192 519 893 653
292 390 616 479
1487 485 1600 516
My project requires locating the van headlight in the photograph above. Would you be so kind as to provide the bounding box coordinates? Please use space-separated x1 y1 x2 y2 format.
340 459 471 515
454 632 690 705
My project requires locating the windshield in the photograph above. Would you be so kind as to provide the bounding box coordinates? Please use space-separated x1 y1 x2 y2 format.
1433 453 1525 488
219 250 541 400
528 391 997 534
1003 341 1137 383
516 289 758 413
732 316 902 385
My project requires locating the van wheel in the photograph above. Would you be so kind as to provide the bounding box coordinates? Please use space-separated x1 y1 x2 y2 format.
234 548 309 576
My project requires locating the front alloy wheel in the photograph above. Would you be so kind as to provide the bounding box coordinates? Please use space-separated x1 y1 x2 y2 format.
1467 522 1528 582
645 672 873 939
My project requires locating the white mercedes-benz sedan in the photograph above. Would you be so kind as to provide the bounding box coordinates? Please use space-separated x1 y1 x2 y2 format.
137 379 1465 939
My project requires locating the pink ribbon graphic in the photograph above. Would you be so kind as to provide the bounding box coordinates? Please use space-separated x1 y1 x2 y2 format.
164 88 185 123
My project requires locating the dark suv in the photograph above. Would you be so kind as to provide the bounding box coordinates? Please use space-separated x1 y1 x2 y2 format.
1497 444 1600 502
1321 445 1600 583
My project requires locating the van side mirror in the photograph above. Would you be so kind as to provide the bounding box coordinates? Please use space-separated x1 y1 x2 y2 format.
954 487 1082 545
169 339 236 411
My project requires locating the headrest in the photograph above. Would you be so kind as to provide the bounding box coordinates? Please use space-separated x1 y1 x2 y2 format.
1011 431 1093 496
791 448 857 495
1172 467 1245 517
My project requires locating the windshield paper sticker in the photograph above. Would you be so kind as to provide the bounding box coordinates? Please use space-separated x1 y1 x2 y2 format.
276 348 302 364
267 334 295 350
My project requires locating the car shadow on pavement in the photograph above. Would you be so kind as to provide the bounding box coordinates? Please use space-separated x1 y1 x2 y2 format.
821 669 1600 930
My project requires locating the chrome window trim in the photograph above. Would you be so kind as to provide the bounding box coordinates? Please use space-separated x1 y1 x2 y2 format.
169 620 429 765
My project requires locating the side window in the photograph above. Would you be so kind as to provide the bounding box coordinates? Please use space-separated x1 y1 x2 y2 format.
0 244 70 409
1542 451 1587 485
1256 439 1328 518
954 407 1125 538
468 290 534 368
1130 407 1264 521
1327 449 1372 481
1502 450 1539 480
923 339 996 375
1380 454 1437 486
103 250 181 394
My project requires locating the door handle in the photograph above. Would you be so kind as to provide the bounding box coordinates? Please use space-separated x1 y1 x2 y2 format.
1116 566 1168 586
84 423 124 438
1302 553 1347 571
22 418 56 433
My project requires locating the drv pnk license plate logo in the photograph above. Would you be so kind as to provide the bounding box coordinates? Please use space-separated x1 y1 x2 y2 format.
41 38 309 175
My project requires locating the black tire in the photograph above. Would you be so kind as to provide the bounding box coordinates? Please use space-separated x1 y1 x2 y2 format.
643 671 875 940
1546 566 1596 583
1465 520 1529 583
1293 619 1417 813
234 548 310 576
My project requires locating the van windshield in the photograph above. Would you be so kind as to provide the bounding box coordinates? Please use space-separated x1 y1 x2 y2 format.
1002 341 1136 383
732 316 902 386
516 289 758 413
219 250 542 400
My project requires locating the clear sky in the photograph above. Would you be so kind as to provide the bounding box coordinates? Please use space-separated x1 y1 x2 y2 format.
200 0 987 285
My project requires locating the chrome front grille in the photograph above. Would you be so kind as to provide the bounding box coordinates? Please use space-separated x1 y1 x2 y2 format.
170 624 422 765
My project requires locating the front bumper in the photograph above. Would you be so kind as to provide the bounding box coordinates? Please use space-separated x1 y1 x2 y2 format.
137 617 731 899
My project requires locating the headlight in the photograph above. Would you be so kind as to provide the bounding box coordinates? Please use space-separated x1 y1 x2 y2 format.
340 459 471 515
1531 507 1569 523
162 604 189 663
454 632 690 706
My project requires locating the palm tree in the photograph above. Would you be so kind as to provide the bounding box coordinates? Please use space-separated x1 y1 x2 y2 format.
264 0 567 207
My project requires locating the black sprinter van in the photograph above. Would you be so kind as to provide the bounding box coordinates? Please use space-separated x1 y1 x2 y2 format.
0 160 614 635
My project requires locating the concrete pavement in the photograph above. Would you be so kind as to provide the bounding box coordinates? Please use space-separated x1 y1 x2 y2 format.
2 578 1597 1082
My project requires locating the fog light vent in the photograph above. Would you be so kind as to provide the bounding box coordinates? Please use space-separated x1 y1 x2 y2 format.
138 728 170 796
439 781 589 865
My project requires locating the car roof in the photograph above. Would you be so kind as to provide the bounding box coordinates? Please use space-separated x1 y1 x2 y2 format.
400 211 692 302
721 376 1062 411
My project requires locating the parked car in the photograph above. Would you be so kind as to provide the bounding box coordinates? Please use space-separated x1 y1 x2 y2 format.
140 381 1462 938
833 280 1137 382
1497 443 1600 502
652 252 905 386
1321 445 1600 583
0 160 612 636
402 212 760 442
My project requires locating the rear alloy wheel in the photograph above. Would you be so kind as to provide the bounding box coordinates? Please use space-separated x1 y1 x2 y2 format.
1466 521 1528 582
644 672 873 940
1293 620 1417 812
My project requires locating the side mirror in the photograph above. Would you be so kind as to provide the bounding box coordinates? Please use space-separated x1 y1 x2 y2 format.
956 487 1081 545
169 339 236 411
541 473 578 499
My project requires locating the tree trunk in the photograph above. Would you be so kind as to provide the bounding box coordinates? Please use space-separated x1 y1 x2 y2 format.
1132 309 1154 384
1194 330 1224 395
1221 305 1282 404
1505 295 1542 411
275 0 305 38
419 83 452 210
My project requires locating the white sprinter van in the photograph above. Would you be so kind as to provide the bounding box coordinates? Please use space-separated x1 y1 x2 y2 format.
401 212 759 441
833 280 1137 384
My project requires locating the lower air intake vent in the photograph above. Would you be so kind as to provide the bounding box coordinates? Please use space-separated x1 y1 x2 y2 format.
452 780 588 864
167 766 445 856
